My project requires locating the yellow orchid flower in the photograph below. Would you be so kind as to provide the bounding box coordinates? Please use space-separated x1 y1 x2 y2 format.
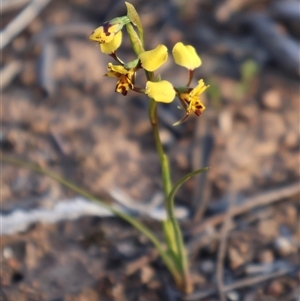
145 81 175 103
105 63 135 95
100 31 122 54
172 42 201 70
175 79 209 125
139 45 168 72
89 23 121 44
89 16 130 44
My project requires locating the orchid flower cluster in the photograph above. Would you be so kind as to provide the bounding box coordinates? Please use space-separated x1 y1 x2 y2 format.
89 4 209 125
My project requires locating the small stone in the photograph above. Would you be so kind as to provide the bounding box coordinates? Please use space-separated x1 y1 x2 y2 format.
30 119 49 134
227 291 240 301
274 236 295 256
258 249 274 264
147 279 161 289
284 204 297 222
3 247 13 259
200 260 215 274
244 292 257 301
159 129 175 147
254 140 278 156
111 283 126 301
245 264 272 275
140 266 154 284
267 280 284 296
258 219 278 238
190 272 206 285
116 241 136 258
228 247 245 270
261 112 286 141
219 109 233 134
283 130 299 149
262 89 282 110
25 243 38 270
174 151 189 170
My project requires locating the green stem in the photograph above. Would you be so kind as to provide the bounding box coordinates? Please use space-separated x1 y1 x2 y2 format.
1 154 182 286
147 78 191 293
144 69 195 292
148 99 172 200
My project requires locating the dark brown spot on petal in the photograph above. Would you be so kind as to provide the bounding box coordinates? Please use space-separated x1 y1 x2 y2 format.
194 109 202 116
103 22 112 36
121 86 128 96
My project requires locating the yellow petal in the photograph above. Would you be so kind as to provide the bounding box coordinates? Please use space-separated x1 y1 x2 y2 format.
89 23 119 44
172 42 201 70
106 63 127 75
145 81 175 103
100 31 122 54
191 79 209 97
139 45 168 72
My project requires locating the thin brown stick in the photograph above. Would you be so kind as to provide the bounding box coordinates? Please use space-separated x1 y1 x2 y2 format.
0 60 23 90
184 266 295 300
222 267 294 292
192 113 210 222
191 182 300 235
1 0 52 50
2 0 31 13
125 249 158 275
216 192 236 301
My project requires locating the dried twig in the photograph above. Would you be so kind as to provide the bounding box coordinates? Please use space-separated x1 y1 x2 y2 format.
242 13 300 76
192 113 214 222
39 41 57 95
191 182 300 235
222 267 295 292
0 60 23 90
0 0 52 50
125 249 158 275
2 0 31 13
184 266 296 300
217 191 236 301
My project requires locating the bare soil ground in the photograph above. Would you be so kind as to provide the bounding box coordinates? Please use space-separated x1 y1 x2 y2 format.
2 0 299 300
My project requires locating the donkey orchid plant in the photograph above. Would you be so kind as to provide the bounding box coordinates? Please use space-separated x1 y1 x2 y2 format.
88 3 209 293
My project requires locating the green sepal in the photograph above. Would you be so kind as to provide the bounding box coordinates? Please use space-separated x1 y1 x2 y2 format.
126 23 145 56
156 74 162 82
175 86 192 94
125 2 144 46
109 16 131 27
124 58 140 70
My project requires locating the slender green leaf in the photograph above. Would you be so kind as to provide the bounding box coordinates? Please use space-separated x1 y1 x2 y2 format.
165 167 210 290
1 154 183 286
167 167 210 213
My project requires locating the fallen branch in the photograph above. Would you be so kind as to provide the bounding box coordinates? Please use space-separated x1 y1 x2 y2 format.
0 0 52 50
217 192 236 301
222 267 295 292
191 182 300 235
0 60 23 90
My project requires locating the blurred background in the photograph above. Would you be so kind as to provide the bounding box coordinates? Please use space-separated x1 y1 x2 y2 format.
2 0 299 300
